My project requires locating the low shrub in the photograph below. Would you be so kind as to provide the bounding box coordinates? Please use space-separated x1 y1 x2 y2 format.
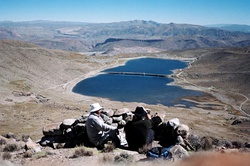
33 151 47 159
138 144 150 154
102 142 115 153
3 144 18 152
22 135 30 142
0 139 7 145
99 154 113 164
114 152 134 164
2 133 16 140
72 147 93 158
2 152 12 160
55 143 64 149
23 151 33 158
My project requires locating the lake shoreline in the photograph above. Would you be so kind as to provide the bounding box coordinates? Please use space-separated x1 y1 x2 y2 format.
71 57 205 108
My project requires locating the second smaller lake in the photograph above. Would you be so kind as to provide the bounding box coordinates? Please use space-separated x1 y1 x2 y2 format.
72 58 204 107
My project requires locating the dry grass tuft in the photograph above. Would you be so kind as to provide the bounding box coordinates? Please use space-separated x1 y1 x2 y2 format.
2 152 12 160
0 138 7 145
56 143 65 149
71 147 94 158
3 144 18 152
22 135 30 142
2 133 17 140
23 151 33 158
138 144 150 154
99 154 114 164
33 151 47 159
101 142 115 153
114 152 135 164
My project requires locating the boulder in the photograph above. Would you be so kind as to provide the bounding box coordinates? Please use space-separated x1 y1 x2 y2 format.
187 134 201 150
102 109 114 117
170 145 189 159
218 140 233 148
2 132 17 140
200 136 213 151
25 138 41 152
42 122 63 136
78 114 89 123
0 135 9 144
113 108 130 116
60 119 77 129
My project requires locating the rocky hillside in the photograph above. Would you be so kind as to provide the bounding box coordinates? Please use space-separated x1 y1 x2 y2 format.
0 40 97 102
0 40 249 114
0 20 250 52
169 47 250 115
0 40 249 166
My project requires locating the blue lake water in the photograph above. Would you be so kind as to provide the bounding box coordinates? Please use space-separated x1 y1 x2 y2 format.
72 58 204 107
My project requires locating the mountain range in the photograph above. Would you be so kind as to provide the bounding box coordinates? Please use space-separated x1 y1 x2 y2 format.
206 24 250 33
0 20 250 53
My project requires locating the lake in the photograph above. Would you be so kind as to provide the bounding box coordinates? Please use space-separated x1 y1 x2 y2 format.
72 58 204 107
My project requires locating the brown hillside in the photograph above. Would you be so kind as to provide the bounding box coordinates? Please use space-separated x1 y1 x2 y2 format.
178 47 250 115
0 40 98 102
0 40 249 166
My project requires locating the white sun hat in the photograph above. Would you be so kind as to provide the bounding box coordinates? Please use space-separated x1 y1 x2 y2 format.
168 118 180 129
90 103 103 113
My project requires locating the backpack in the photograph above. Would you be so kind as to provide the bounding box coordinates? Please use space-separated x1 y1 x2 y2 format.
146 146 173 159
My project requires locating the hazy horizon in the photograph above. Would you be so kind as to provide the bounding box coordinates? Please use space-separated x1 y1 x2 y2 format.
1 0 250 25
1 19 250 27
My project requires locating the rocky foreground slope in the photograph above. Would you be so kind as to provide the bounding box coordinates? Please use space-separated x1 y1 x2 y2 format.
0 40 249 165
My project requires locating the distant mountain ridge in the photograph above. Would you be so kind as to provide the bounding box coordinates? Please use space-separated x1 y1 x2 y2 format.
206 24 250 33
0 20 250 52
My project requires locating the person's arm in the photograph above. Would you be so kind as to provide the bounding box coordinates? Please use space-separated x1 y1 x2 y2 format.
145 109 151 120
94 116 116 131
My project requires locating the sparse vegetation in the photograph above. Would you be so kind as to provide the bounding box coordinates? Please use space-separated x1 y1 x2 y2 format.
0 139 7 145
138 145 150 154
9 80 31 91
2 133 17 140
3 144 18 152
71 147 94 158
99 154 114 164
114 152 135 164
22 135 30 142
2 152 12 160
32 151 47 159
0 40 249 166
101 142 115 153
23 151 33 158
55 143 65 149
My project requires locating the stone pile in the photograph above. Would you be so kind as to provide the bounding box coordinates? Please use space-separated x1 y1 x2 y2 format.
40 108 132 149
0 133 41 154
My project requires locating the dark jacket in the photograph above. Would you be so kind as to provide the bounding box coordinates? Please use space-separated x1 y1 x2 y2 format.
158 122 178 148
124 118 153 151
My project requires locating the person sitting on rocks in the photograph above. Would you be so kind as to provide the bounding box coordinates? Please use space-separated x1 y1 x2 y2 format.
85 103 120 149
176 124 195 151
124 106 154 151
156 118 194 150
156 118 180 148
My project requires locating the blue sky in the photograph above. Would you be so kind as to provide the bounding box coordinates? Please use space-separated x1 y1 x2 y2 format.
0 0 249 25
